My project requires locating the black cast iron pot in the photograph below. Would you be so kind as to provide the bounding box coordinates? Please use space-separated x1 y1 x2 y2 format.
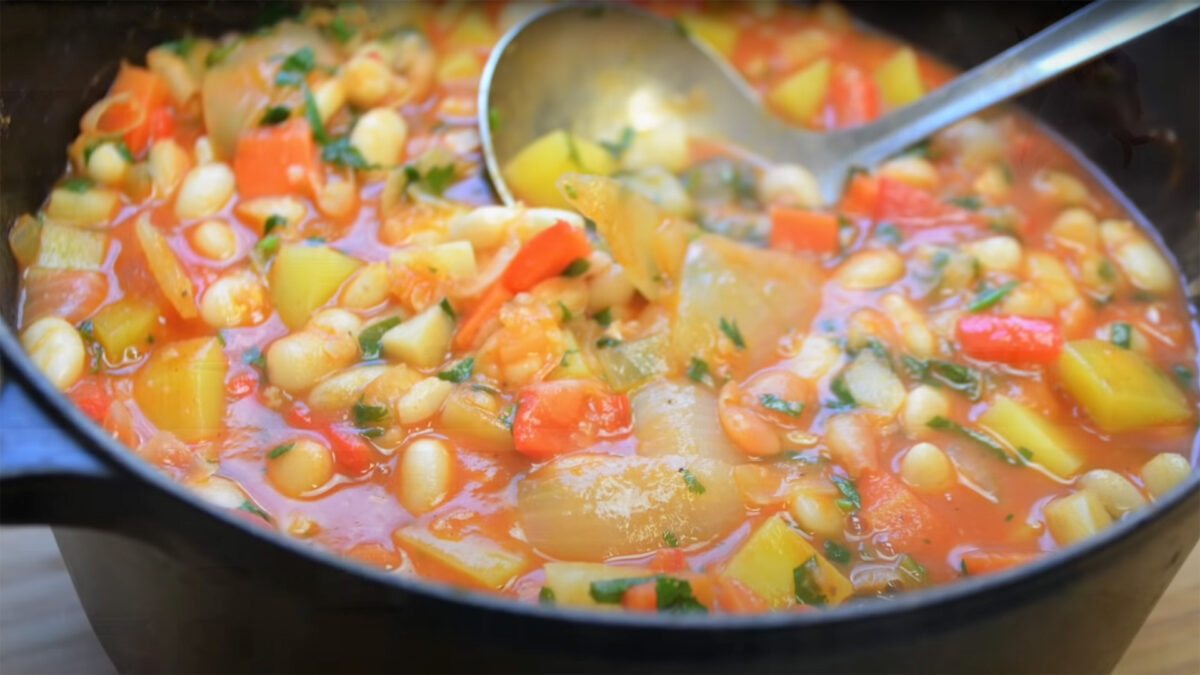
1 2 1198 673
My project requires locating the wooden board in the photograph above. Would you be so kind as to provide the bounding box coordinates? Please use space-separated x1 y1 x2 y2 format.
1 526 1197 673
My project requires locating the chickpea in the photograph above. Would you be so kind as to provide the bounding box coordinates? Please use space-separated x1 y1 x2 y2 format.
835 249 906 291
350 108 408 168
200 270 269 328
757 163 820 209
188 219 238 261
174 162 235 221
1141 453 1191 499
20 317 86 391
395 437 455 515
267 438 335 498
900 442 956 493
344 54 393 109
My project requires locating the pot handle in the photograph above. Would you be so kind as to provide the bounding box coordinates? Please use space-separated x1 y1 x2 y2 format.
0 361 131 526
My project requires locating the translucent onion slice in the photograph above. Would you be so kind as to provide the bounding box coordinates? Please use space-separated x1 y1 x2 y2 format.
21 266 109 325
632 380 743 464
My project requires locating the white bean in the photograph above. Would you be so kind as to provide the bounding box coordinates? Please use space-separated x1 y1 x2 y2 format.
965 236 1022 274
266 438 335 498
307 365 389 412
188 219 238 261
344 53 393 109
313 77 346 123
835 249 906 291
149 139 191 198
267 310 362 393
21 317 85 391
972 164 1011 200
900 442 956 493
902 385 949 439
200 270 269 328
1141 453 1191 499
396 377 455 425
1045 490 1112 546
448 206 519 251
757 163 820 209
350 108 408 168
784 335 842 380
193 136 216 165
787 490 844 539
1026 252 1080 306
586 263 637 313
878 156 938 190
1049 207 1099 251
881 293 934 358
395 437 455 515
1033 170 1090 206
1101 220 1174 294
1080 469 1147 517
340 262 391 309
174 162 235 220
86 141 131 185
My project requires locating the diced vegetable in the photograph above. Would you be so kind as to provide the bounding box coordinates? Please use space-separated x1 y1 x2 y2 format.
35 221 108 270
874 177 940 224
768 207 839 254
874 47 924 107
269 244 362 331
233 119 317 198
1044 491 1112 546
543 562 653 609
134 216 197 319
453 283 512 350
956 315 1063 366
393 526 530 590
719 514 852 610
44 187 121 227
133 337 226 441
391 241 478 280
503 130 616 208
21 317 86 391
501 221 591 292
841 351 906 415
678 12 738 57
858 470 950 552
767 58 832 124
830 64 879 127
518 454 741 561
439 385 516 452
959 550 1042 576
8 214 43 267
380 303 455 369
977 395 1083 478
561 174 690 302
595 332 670 392
100 63 171 154
21 267 108 325
632 380 743 464
1056 340 1192 433
90 298 160 362
512 380 631 461
672 235 820 370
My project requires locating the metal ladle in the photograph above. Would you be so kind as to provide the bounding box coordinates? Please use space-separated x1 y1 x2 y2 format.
479 0 1197 207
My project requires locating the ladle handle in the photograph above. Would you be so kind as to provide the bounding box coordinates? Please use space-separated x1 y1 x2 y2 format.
845 0 1199 169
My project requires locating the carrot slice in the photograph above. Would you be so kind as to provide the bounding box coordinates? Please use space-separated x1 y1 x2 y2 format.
716 576 769 614
650 548 689 574
501 221 591 293
101 63 171 154
452 282 513 350
839 173 878 217
831 64 880 128
768 207 840 254
960 550 1042 576
232 119 318 199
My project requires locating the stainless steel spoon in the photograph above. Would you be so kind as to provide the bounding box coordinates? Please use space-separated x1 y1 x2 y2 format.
479 0 1197 207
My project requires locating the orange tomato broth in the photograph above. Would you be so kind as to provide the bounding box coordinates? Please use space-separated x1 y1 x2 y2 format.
11 1 1199 612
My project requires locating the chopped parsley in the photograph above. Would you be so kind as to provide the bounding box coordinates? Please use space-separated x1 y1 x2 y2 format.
260 105 291 126
831 475 860 511
719 317 745 349
927 359 983 401
499 404 517 432
321 137 373 170
405 164 457 196
1097 259 1118 282
437 358 475 383
927 416 1017 465
686 357 712 385
654 576 707 613
589 576 654 604
1017 446 1035 462
593 307 613 327
663 531 679 548
557 301 574 323
829 374 856 408
263 214 288 235
1110 322 1133 349
243 346 266 369
898 554 929 587
561 258 590 277
325 15 355 44
564 129 583 167
439 298 456 319
793 557 827 606
967 280 1019 312
60 177 94 193
275 46 316 87
358 317 401 359
206 40 240 68
487 106 500 132
352 400 389 427
563 183 579 200
160 37 196 57
1174 365 1194 389
824 540 852 565
255 234 281 258
874 223 903 246
946 195 982 211
538 587 556 605
267 442 295 459
1005 513 1015 522
302 83 330 144
760 393 804 418
78 320 95 341
238 500 271 522
595 336 621 349
83 140 133 164
680 468 706 494
599 126 635 160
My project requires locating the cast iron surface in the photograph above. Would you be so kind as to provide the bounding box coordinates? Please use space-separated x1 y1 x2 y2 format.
1 2 1198 673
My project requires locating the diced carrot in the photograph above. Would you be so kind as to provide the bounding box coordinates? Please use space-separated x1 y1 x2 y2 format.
226 372 258 399
501 221 592 293
146 106 176 144
345 542 404 571
831 64 880 128
768 207 840 254
956 315 1063 366
650 548 689 574
232 119 318 199
22 268 108 325
716 576 769 614
874 177 942 224
621 581 659 612
838 173 878 217
960 550 1042 576
512 380 632 462
100 63 171 155
322 424 374 476
69 377 112 424
858 470 951 552
452 282 513 351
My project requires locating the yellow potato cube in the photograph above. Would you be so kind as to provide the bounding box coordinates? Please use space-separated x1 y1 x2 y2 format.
720 514 852 609
269 244 362 330
1057 340 1191 433
875 47 924 107
978 395 1083 479
767 58 832 124
503 130 617 208
133 337 226 442
393 526 529 590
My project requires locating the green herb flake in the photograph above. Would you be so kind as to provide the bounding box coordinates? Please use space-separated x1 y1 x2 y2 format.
829 374 856 408
275 46 316 87
760 393 804 418
359 317 401 359
719 317 746 350
901 354 930 380
326 15 355 44
589 576 654 604
302 83 330 144
321 137 373 170
1110 322 1133 349
206 40 240 68
824 540 852 565
60 177 94 193
557 301 574 323
793 557 827 606
600 126 635 160
663 531 679 548
946 195 983 211
831 475 861 511
874 223 903 246
595 336 621 349
927 416 1017 465
1005 513 1015 522
260 105 291 126
960 559 970 576
1017 446 1035 462
499 404 517 432
410 164 457 196
267 442 295 459
686 357 711 384
487 106 500 132
352 400 389 427
680 468 706 495
216 330 227 347
1174 365 1194 389
564 130 583 167
255 234 281 258
439 298 456 319
967 280 1019 312
593 307 614 327
898 554 929 587
563 183 579 200
238 500 271 522
560 349 577 368
561 258 590 278
263 214 288 235
243 346 266 369
655 576 707 613
78 320 96 341
161 37 197 57
538 586 556 605
1097 259 1118 282
437 357 475 383
927 359 982 400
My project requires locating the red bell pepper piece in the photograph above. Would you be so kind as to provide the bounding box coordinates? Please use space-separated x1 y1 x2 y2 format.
511 380 631 461
232 119 318 200
768 207 840 254
874 177 942 224
830 64 880 128
956 314 1063 366
100 63 171 155
858 470 951 553
501 221 592 293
